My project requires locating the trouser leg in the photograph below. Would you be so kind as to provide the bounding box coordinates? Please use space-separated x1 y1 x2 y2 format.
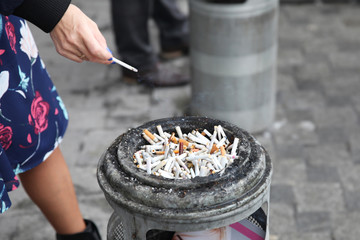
153 0 189 52
110 0 156 72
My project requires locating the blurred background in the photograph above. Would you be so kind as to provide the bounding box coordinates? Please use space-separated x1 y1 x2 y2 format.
1 0 360 239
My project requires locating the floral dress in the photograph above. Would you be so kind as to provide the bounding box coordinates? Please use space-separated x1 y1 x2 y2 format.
0 15 68 213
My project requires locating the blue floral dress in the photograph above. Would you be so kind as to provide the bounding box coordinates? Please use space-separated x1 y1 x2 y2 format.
0 15 68 213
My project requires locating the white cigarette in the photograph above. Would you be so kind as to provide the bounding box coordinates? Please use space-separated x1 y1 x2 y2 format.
153 133 165 142
176 158 190 173
175 126 183 139
142 133 156 145
195 131 211 144
112 57 138 72
151 155 165 163
231 137 239 156
220 156 228 169
190 168 196 178
158 169 174 179
199 166 210 177
143 152 152 174
134 151 143 165
152 160 167 173
156 125 167 139
164 157 174 172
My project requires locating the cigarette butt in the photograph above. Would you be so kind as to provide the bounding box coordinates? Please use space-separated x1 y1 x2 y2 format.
179 139 189 147
220 146 226 156
155 151 165 155
170 133 178 144
143 129 158 142
179 141 184 155
210 144 218 154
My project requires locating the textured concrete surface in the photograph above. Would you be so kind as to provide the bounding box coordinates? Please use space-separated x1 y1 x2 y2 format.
1 1 360 240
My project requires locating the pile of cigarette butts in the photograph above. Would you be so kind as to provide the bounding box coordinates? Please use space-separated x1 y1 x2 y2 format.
132 124 240 179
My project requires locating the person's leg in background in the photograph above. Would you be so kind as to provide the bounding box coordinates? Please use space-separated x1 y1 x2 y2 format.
111 0 155 76
19 147 101 240
110 0 189 87
153 0 189 60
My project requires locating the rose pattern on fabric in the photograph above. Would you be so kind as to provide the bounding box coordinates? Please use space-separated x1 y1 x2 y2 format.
0 124 12 150
0 49 5 65
28 91 50 134
4 17 16 54
19 20 38 61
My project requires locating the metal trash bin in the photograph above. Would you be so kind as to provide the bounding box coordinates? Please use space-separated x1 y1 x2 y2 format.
190 0 279 133
97 116 272 240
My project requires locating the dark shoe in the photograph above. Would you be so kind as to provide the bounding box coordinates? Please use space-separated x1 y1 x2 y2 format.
56 219 101 240
123 63 190 88
159 46 189 61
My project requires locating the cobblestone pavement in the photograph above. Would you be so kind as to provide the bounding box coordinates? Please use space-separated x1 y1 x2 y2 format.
1 1 360 240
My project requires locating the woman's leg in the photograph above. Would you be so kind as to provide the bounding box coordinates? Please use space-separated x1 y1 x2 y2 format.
18 147 86 235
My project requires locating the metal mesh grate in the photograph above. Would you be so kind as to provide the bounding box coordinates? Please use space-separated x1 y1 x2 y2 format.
107 213 125 240
113 222 124 240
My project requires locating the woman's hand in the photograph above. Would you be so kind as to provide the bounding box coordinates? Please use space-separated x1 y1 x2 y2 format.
50 4 113 64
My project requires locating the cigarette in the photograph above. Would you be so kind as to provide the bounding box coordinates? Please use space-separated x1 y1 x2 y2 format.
153 133 165 142
190 168 196 178
231 137 239 156
220 146 226 156
195 131 211 144
170 133 178 144
142 133 156 145
152 160 167 173
179 139 190 147
199 166 210 177
220 156 228 168
158 169 174 179
179 141 184 155
134 151 143 165
143 129 159 143
210 144 218 154
156 125 167 139
175 126 183 139
111 57 138 73
142 152 152 174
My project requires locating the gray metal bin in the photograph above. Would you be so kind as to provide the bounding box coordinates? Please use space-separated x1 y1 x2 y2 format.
190 0 279 133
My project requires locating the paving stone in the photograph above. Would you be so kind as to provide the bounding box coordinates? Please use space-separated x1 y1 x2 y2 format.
305 143 352 166
296 211 331 232
269 203 296 235
333 212 360 240
306 164 340 182
294 183 345 213
271 158 307 186
270 184 296 205
315 126 347 144
278 232 332 240
338 163 360 192
75 129 121 167
312 106 358 130
343 190 360 211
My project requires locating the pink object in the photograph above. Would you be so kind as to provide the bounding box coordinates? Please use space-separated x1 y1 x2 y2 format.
0 123 13 150
230 222 264 240
5 18 17 54
28 91 49 134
